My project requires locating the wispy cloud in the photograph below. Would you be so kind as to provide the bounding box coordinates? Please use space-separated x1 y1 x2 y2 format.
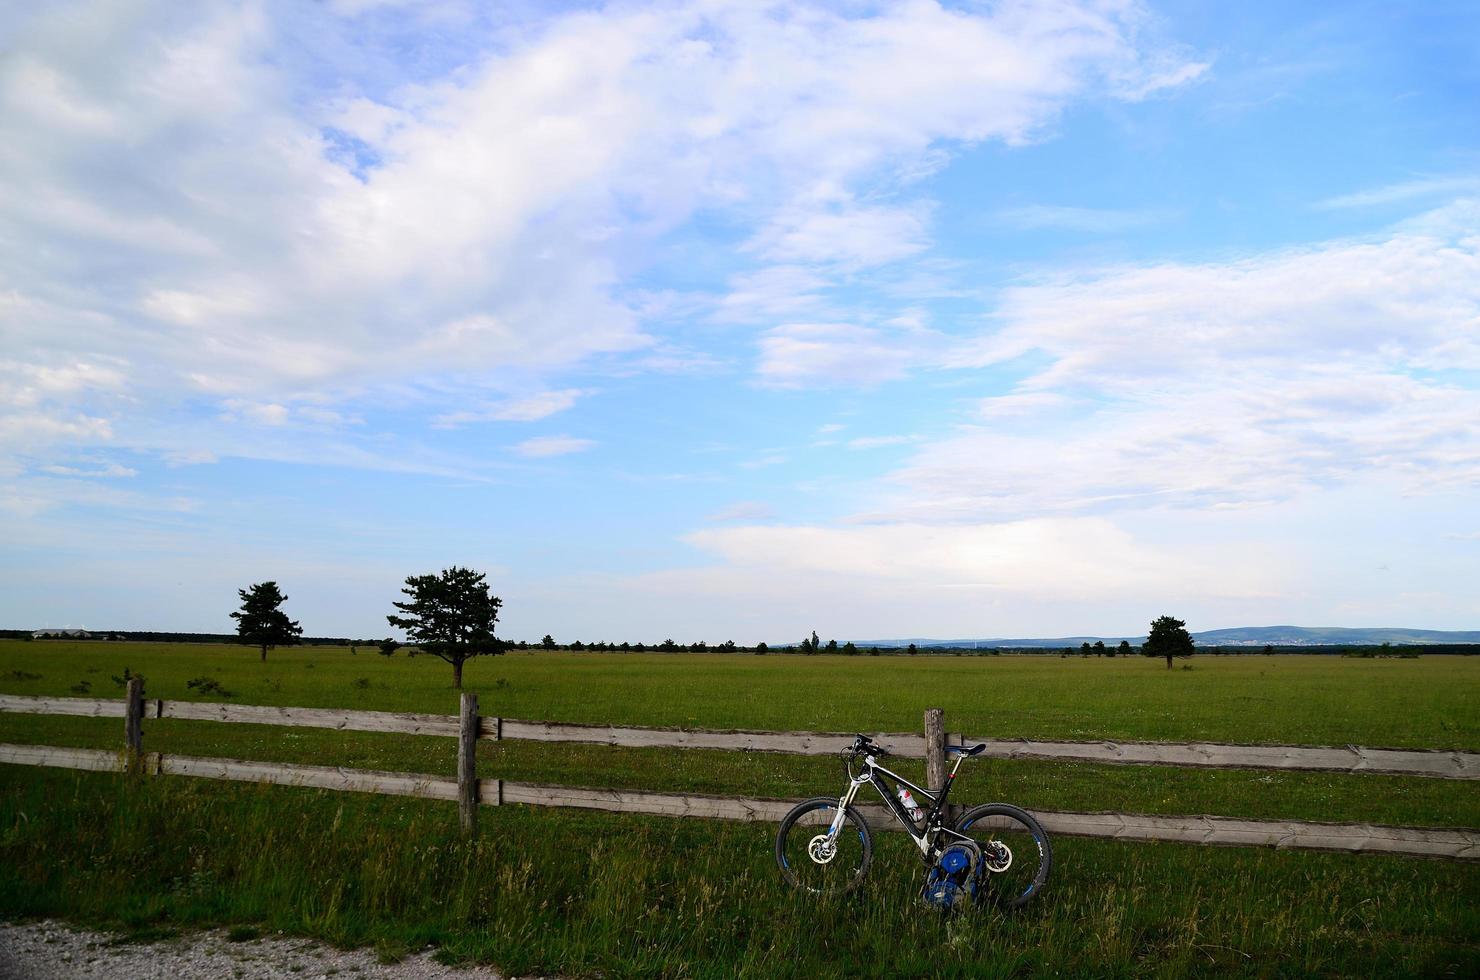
512 435 594 458
995 205 1171 233
847 435 914 450
705 501 776 523
1315 175 1480 210
433 389 586 428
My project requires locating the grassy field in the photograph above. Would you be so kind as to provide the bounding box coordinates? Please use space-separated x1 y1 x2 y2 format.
2 640 1477 747
2 769 1476 979
2 640 1478 976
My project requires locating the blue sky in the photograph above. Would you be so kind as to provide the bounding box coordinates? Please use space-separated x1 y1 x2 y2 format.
2 0 1477 642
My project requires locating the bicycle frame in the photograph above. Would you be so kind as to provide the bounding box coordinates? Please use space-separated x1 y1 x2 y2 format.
826 750 975 858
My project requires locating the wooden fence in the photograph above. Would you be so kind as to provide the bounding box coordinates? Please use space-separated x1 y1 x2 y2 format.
0 691 1475 861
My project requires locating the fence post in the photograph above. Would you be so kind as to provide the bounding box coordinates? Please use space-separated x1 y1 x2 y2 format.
924 707 946 797
458 692 479 837
124 678 144 773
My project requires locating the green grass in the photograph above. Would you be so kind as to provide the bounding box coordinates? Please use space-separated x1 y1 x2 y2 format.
2 767 1476 979
3 640 1478 975
3 640 1477 748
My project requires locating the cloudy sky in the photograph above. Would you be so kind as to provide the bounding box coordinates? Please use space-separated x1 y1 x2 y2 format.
3 0 1477 642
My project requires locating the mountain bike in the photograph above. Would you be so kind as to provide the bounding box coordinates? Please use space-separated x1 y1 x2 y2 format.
774 734 1051 908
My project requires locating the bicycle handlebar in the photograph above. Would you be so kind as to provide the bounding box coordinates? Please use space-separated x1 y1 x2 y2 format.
849 734 889 757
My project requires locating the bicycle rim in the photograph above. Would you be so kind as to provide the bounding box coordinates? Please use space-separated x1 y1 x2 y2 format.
951 804 1051 909
776 799 871 895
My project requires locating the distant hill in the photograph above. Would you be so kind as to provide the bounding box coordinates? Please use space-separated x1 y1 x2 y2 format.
856 626 1480 648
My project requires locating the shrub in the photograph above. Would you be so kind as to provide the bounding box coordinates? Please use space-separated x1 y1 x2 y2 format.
186 676 236 698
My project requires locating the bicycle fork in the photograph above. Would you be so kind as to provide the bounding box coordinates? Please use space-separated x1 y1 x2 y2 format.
820 771 872 851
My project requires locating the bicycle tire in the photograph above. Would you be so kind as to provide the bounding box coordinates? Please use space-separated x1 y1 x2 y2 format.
950 803 1052 909
774 796 873 894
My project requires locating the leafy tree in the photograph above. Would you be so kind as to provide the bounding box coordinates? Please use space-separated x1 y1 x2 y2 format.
800 630 820 655
541 634 557 650
378 637 400 657
718 640 737 652
386 567 503 689
1080 641 1092 657
659 638 679 652
755 642 768 655
691 640 707 651
824 638 838 653
1093 640 1106 656
231 581 303 662
1116 640 1131 657
842 641 858 656
633 641 647 652
570 640 585 651
907 643 917 656
620 641 631 651
1143 615 1195 670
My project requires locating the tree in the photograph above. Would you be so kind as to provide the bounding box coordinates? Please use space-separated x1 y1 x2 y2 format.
378 637 400 657
1116 640 1131 658
1143 615 1195 670
800 630 820 655
386 567 503 689
755 642 768 655
824 638 838 653
541 634 557 650
1080 641 1092 657
907 643 918 656
1093 640 1106 657
842 641 858 656
231 581 302 662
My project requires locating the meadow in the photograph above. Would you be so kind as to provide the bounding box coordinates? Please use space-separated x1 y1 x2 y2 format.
2 639 1478 976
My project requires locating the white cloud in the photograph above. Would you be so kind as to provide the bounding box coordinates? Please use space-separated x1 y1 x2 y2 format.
995 204 1170 233
748 201 932 269
0 0 1203 475
1316 175 1480 210
899 204 1480 518
433 389 586 428
847 435 914 450
512 435 594 458
683 516 1279 602
757 323 919 387
38 462 137 478
705 501 776 523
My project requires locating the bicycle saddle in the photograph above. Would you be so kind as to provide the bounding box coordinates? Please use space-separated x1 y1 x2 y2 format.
946 743 988 756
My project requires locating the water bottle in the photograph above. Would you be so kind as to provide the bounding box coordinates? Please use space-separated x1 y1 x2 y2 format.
897 787 923 822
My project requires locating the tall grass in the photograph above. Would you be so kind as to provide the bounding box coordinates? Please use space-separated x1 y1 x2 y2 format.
2 768 1476 978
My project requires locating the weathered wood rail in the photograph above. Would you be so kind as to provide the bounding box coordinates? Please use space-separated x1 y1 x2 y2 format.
3 693 1475 779
2 743 1474 861
3 691 1478 861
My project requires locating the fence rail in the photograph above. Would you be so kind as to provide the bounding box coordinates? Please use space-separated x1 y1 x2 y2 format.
3 691 1479 862
2 743 1474 861
3 693 1475 779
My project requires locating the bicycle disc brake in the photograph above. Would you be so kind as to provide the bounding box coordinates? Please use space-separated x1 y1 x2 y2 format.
807 834 838 864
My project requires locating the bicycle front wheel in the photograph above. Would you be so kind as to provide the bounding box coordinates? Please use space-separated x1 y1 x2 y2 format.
775 796 873 895
950 803 1052 909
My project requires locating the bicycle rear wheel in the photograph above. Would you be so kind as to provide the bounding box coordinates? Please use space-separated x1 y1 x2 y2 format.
774 796 872 895
950 803 1051 909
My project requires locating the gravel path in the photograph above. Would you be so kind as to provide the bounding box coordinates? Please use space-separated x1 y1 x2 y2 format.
0 920 514 980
